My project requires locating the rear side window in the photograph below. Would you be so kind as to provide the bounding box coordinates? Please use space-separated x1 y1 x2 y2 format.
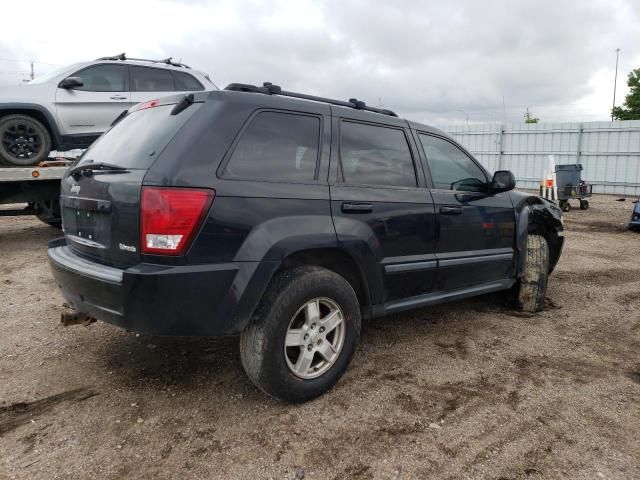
131 66 175 92
78 103 202 169
418 134 487 192
173 71 204 91
339 121 417 188
72 64 127 92
225 111 320 182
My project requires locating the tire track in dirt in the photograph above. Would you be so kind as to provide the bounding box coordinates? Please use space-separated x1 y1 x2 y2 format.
0 388 96 436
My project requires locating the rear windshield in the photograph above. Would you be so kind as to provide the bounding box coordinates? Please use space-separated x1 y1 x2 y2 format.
78 103 202 169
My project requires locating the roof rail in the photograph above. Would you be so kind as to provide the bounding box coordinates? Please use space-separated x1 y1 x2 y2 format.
224 82 398 117
95 53 192 69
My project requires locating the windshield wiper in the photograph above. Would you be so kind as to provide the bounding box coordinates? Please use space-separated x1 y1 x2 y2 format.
69 161 129 180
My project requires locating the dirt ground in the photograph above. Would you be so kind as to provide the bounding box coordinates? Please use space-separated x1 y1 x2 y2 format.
0 194 639 480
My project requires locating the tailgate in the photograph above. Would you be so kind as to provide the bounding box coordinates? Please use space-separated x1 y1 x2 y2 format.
61 170 145 268
60 99 204 267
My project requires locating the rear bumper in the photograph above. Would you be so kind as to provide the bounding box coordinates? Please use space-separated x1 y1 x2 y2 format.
48 239 278 336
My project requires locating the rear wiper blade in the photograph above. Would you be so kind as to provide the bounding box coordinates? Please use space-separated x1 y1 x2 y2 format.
111 109 129 127
171 93 195 116
69 161 129 179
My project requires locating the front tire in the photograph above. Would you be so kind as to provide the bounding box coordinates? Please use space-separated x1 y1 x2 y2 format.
0 114 52 166
240 266 361 402
516 234 549 313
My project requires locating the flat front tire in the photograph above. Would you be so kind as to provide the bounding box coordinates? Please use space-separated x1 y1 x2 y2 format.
240 266 361 402
516 234 549 312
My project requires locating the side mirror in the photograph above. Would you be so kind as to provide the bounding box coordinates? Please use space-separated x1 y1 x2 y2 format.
59 77 83 89
491 170 516 193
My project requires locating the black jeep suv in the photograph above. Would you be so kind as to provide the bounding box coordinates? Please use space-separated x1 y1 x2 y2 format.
48 84 564 402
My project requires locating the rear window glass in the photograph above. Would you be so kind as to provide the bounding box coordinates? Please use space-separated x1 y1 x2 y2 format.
340 121 417 187
225 111 320 182
131 66 175 92
174 71 204 91
78 103 201 169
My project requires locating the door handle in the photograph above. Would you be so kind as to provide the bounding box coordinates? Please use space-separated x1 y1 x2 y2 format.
440 206 463 215
341 202 373 214
110 95 127 100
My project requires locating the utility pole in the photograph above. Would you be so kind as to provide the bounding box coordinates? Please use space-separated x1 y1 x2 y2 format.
502 95 507 125
611 48 620 121
30 61 34 80
455 109 468 125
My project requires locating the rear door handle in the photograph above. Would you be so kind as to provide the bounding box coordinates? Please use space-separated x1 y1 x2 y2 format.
110 95 128 100
440 206 463 215
341 202 373 214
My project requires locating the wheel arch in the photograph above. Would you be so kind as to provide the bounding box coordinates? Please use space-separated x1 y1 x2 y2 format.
278 247 373 318
0 103 62 150
230 246 374 336
514 196 564 276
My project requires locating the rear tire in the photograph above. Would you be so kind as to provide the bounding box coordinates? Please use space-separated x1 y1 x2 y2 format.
240 266 361 403
560 200 570 212
0 114 52 166
515 234 549 313
579 200 589 210
34 200 62 228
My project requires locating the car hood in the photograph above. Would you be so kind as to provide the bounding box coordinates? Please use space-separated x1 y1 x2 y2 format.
0 83 54 103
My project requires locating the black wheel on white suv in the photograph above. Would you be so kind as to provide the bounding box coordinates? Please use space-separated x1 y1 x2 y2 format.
0 114 52 166
240 266 361 402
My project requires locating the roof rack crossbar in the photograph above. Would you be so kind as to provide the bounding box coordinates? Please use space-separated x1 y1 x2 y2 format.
95 53 192 69
224 82 398 117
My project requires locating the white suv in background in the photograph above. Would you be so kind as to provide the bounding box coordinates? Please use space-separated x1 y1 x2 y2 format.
0 53 216 165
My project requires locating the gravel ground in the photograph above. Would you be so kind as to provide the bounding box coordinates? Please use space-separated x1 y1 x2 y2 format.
1 194 639 480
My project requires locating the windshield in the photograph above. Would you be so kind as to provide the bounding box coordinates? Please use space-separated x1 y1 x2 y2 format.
78 103 202 169
29 64 82 84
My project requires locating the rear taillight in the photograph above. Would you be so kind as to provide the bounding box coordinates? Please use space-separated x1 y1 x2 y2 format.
141 187 214 255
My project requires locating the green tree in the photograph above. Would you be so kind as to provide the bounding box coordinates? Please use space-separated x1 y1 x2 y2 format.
524 108 539 123
612 68 640 120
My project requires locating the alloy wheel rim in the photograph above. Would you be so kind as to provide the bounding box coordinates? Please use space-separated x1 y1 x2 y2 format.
1 121 43 160
284 297 346 379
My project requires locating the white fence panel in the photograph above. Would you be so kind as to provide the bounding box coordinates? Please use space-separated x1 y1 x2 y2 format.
443 120 640 196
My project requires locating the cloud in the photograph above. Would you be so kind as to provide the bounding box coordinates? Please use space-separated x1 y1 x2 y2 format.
0 0 638 124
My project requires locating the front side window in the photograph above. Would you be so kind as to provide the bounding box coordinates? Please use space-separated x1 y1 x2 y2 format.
339 121 417 188
71 64 127 92
225 111 320 182
419 134 487 192
131 66 175 92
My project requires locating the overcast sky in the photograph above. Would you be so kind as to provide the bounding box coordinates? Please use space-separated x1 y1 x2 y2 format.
0 0 638 125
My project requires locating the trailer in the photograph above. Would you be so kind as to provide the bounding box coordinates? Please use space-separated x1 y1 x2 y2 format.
0 159 72 226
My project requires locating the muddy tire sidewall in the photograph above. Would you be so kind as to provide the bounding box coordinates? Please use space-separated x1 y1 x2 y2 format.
516 234 550 312
240 266 361 403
